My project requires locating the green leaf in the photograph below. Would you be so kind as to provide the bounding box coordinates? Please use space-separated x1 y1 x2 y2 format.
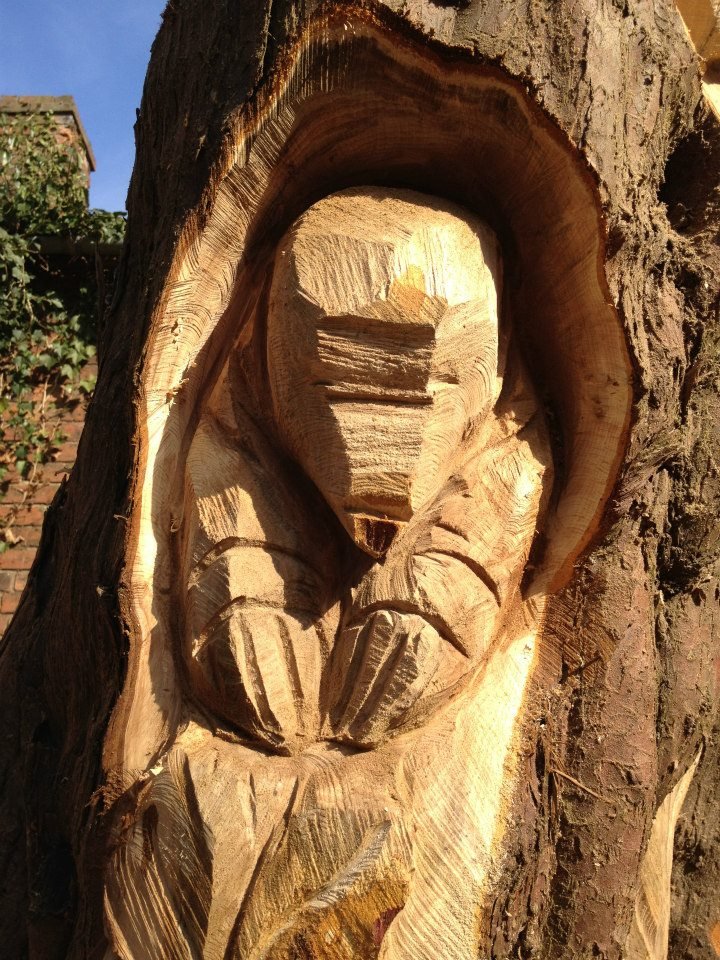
0 109 125 509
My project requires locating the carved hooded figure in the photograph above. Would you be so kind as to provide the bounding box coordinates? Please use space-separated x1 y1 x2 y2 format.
108 187 556 958
102 22 632 958
180 188 552 755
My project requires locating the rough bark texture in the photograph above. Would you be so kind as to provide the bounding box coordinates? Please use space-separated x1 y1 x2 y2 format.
0 2 718 959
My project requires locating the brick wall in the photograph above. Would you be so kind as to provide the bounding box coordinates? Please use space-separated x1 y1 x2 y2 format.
0 370 92 633
0 95 95 187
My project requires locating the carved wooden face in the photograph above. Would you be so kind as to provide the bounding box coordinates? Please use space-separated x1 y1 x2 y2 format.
267 191 503 556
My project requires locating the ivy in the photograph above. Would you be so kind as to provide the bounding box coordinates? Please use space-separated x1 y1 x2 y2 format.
0 111 125 550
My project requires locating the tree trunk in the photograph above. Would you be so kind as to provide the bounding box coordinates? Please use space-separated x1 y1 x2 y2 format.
1 2 719 959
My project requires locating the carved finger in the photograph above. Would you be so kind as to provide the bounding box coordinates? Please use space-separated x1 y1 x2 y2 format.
330 609 468 747
188 606 324 753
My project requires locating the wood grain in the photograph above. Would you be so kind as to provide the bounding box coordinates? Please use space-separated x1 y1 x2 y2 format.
104 185 555 956
1 3 716 958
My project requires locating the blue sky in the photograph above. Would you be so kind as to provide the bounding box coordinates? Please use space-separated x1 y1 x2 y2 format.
1 0 166 212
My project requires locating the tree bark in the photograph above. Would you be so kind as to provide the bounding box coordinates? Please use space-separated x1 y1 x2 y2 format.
1 2 718 959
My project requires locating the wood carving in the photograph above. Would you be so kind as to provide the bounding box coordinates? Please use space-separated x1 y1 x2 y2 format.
106 188 553 957
182 189 550 752
2 6 718 960
90 22 637 960
675 0 720 117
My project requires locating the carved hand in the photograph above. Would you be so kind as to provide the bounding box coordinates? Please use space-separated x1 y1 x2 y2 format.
329 416 547 746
